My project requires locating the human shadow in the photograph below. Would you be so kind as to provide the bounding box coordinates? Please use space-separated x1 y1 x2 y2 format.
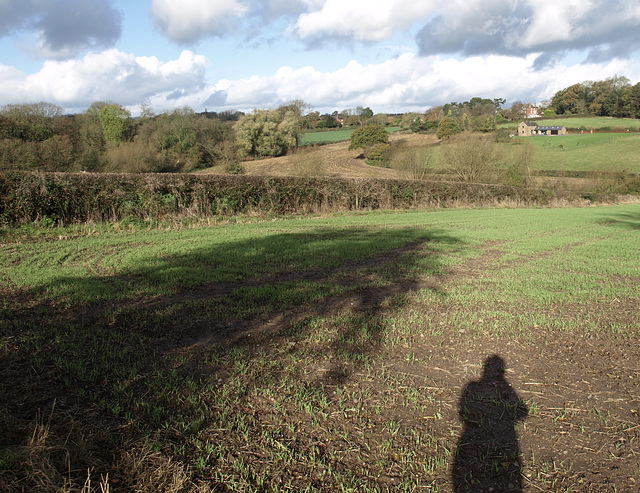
452 355 528 493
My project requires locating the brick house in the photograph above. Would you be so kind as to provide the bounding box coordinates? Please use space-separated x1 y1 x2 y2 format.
526 103 541 118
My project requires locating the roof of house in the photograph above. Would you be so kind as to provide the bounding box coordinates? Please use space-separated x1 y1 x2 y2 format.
536 126 565 131
521 121 539 126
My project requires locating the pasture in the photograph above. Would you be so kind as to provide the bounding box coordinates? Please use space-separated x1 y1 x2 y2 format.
515 132 640 173
500 117 640 131
1 204 639 492
299 127 401 146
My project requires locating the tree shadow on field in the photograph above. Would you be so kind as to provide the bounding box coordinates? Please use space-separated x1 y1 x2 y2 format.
1 224 463 489
596 210 640 230
452 355 529 493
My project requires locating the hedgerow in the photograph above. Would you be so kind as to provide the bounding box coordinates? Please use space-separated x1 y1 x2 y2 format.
1 171 554 226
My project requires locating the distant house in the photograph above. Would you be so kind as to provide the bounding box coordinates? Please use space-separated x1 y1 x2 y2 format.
526 103 541 118
518 121 567 136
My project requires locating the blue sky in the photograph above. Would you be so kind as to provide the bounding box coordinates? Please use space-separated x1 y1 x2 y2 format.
1 0 639 115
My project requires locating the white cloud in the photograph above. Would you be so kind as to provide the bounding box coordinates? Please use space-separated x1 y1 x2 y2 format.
519 0 590 48
0 49 207 110
1 45 638 115
190 54 640 113
291 0 437 42
150 0 249 43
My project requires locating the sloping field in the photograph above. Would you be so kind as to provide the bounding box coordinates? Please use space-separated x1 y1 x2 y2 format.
201 133 438 179
527 133 640 173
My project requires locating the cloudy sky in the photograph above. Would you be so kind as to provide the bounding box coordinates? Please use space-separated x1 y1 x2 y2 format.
1 0 639 115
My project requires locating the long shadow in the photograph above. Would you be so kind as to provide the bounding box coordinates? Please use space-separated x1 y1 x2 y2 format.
452 355 529 493
1 224 463 488
596 210 640 230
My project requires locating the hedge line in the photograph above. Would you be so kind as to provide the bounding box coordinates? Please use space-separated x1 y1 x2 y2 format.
533 169 640 179
0 171 552 225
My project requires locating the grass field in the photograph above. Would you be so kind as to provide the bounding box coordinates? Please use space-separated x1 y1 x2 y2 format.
300 127 402 146
2 204 639 492
500 116 640 131
514 132 640 173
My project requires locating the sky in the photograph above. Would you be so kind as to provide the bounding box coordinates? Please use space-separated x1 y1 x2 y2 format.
1 0 639 116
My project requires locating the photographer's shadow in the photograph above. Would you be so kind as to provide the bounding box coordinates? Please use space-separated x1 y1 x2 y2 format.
452 355 528 492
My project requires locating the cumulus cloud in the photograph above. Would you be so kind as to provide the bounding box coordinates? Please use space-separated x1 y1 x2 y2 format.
1 47 638 114
190 54 640 114
291 0 437 43
150 0 250 43
416 0 640 64
0 0 122 58
0 49 206 110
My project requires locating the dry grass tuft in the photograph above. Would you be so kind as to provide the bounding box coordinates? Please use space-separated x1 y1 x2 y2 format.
119 442 192 493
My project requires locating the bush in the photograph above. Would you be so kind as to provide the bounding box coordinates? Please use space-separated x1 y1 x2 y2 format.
365 143 391 166
441 133 497 182
348 125 388 152
391 147 437 180
436 118 463 139
503 141 535 188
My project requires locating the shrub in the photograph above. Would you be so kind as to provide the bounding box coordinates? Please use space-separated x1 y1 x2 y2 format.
436 118 462 139
0 171 554 225
441 133 498 182
391 147 437 180
365 143 391 166
348 125 388 152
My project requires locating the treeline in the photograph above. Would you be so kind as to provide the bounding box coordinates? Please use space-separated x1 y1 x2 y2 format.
0 99 345 172
0 102 244 173
548 76 640 118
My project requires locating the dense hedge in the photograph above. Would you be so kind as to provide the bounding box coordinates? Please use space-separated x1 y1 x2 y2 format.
0 171 552 225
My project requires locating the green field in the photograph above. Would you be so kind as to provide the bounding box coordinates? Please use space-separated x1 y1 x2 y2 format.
300 126 401 146
2 205 639 491
500 116 640 131
518 132 640 172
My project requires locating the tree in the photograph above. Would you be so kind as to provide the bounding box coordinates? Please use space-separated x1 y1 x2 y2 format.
234 108 301 158
475 115 496 133
500 101 526 121
0 102 64 142
348 124 388 152
441 133 497 182
436 117 462 139
359 106 374 119
98 104 132 145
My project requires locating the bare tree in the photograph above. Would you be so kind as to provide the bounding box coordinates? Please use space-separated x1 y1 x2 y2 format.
441 133 497 182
